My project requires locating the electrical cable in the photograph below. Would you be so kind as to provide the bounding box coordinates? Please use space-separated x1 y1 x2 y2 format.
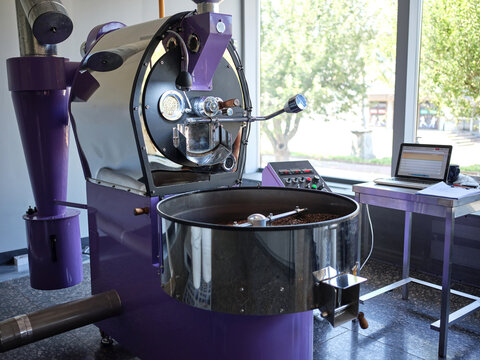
360 204 374 270
228 39 252 183
166 30 189 72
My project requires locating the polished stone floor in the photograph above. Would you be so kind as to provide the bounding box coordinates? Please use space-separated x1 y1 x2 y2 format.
1 260 479 360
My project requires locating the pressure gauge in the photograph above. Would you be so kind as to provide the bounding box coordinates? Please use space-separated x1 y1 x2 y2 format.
159 90 185 121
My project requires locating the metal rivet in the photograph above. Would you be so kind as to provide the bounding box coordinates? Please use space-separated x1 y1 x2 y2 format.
280 287 285 292
279 308 284 313
133 106 138 111
160 60 164 65
240 309 245 313
239 287 244 292
145 105 150 109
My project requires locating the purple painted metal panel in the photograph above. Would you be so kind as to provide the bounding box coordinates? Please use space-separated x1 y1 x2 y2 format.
7 56 83 289
10 89 69 217
7 56 75 217
64 61 81 87
87 182 313 360
7 57 69 91
24 209 82 290
84 22 127 55
70 71 100 102
262 163 284 187
182 13 232 91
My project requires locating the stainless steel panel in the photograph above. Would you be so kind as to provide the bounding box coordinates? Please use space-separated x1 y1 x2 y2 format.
70 19 168 189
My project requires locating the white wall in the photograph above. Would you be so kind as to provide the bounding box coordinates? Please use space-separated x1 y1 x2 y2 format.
0 0 253 253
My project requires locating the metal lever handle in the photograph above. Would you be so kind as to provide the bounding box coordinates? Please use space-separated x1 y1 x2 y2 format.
257 94 307 121
234 206 307 227
186 94 307 125
284 94 307 113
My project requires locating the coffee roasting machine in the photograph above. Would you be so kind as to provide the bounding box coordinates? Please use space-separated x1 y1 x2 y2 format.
1 1 366 359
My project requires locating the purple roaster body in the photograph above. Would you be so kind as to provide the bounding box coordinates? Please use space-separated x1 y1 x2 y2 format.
7 56 83 290
88 182 313 360
181 12 232 91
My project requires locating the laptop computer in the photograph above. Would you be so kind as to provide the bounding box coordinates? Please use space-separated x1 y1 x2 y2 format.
374 143 453 189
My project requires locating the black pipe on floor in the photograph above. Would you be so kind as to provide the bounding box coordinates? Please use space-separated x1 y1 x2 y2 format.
0 289 121 352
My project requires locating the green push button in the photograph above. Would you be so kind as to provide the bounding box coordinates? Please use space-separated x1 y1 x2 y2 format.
312 184 317 189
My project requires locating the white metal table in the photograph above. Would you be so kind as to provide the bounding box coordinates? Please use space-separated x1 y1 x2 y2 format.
353 182 480 358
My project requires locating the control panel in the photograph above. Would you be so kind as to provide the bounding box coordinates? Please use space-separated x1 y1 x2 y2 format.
262 160 331 191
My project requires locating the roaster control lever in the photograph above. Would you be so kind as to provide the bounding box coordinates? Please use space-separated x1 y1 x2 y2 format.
284 94 307 113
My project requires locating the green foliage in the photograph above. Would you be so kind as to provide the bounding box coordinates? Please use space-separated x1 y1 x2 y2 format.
420 0 480 119
260 0 395 159
461 164 480 172
261 0 372 117
288 152 392 165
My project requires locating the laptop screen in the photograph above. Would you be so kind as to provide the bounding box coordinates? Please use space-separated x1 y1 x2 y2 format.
395 143 452 181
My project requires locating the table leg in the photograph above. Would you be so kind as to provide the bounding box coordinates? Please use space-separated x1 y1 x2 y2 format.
438 208 455 358
402 211 412 300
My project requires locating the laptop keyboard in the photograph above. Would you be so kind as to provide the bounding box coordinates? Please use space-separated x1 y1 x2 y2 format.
374 177 438 189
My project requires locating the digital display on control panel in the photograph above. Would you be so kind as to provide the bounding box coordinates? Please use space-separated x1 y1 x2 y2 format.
262 160 329 191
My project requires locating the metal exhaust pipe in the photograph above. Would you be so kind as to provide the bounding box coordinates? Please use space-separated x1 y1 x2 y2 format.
192 0 224 14
0 290 122 353
18 0 73 45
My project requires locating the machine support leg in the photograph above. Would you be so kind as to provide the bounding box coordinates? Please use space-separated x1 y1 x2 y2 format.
402 211 412 300
100 329 114 346
438 209 455 358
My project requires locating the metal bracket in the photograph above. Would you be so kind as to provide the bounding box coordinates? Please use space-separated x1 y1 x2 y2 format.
313 267 367 327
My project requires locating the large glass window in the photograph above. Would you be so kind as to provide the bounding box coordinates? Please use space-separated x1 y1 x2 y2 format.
259 0 397 180
417 0 480 176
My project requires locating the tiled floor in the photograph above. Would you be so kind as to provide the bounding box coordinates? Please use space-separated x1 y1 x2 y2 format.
1 260 479 359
